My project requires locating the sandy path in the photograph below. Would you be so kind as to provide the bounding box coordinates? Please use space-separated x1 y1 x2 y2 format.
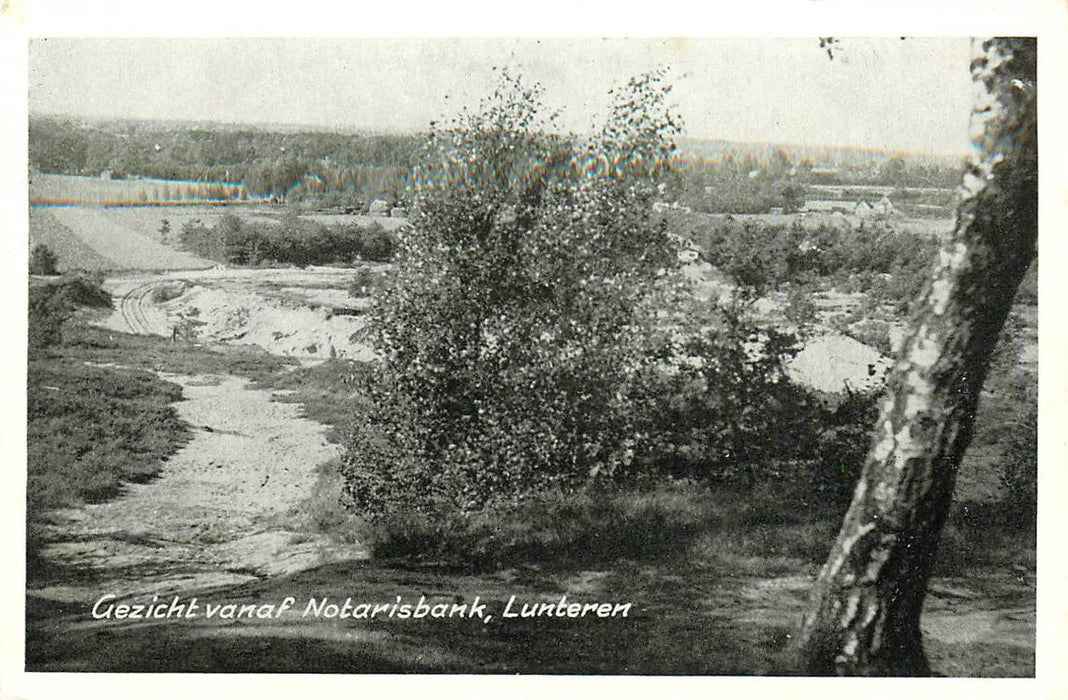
49 207 215 271
31 373 367 604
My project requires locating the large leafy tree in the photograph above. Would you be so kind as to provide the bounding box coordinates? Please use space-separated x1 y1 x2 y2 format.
798 37 1038 676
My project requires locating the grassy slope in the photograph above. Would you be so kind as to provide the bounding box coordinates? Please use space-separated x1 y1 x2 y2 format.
60 319 297 381
27 479 1034 675
237 357 1035 676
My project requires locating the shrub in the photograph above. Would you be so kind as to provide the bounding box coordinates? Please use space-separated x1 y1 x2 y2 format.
151 282 187 304
784 284 819 329
28 285 72 352
56 273 113 308
366 481 718 570
341 69 681 517
179 213 396 266
30 243 59 275
179 218 224 260
809 388 884 504
628 298 810 482
686 217 938 311
27 273 111 353
692 218 793 295
348 266 381 297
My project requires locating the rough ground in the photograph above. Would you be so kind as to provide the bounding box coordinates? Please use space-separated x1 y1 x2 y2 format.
30 373 367 605
26 559 1034 675
98 268 378 360
24 207 1035 675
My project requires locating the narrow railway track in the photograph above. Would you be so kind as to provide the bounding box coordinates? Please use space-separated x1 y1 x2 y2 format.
118 281 165 336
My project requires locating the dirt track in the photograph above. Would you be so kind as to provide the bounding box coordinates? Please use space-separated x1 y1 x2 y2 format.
31 373 367 604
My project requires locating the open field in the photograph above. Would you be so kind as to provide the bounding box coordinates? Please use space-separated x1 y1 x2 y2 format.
30 203 409 272
35 207 215 271
28 208 117 271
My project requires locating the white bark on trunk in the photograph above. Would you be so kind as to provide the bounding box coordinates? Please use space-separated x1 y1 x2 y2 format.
797 37 1037 676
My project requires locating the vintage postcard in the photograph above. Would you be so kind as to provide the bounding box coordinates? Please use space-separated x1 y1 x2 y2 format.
2 2 1065 699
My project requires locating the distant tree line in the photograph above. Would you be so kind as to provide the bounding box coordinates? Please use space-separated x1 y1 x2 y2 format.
178 213 397 266
28 117 420 208
30 117 963 216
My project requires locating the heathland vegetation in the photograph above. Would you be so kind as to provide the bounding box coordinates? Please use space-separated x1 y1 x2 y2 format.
27 273 187 514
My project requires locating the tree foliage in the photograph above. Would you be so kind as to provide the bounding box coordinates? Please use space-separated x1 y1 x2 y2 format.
340 70 826 519
178 213 396 266
341 70 689 514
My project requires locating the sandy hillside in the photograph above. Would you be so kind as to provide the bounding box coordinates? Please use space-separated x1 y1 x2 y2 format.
28 208 116 271
98 270 378 361
786 334 892 393
47 207 215 270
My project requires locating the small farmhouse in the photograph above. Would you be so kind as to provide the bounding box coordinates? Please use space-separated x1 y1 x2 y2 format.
872 195 902 218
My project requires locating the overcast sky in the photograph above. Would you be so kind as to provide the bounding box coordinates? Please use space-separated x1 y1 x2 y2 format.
28 37 974 155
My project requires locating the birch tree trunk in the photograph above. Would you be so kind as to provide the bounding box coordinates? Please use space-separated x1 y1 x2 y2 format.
797 37 1038 676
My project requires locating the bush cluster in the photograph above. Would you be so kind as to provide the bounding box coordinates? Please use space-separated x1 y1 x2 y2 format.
28 273 112 353
30 243 59 275
685 217 938 306
180 213 397 266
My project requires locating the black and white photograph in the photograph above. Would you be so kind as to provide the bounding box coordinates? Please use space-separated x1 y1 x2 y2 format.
2 2 1066 696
